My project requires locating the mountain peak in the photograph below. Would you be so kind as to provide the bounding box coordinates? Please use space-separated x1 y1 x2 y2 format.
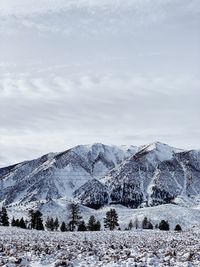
1 142 199 211
140 141 171 151
136 141 183 163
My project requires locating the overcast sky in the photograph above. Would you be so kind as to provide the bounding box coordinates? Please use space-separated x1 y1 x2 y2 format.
0 0 200 166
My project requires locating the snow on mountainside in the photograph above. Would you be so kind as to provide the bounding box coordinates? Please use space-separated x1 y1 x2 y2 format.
0 143 137 205
1 141 200 226
7 200 200 231
138 141 183 163
75 142 200 208
73 179 109 209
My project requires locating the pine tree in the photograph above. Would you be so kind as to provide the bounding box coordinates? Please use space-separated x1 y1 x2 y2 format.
68 202 82 231
77 220 87 231
87 215 101 231
54 217 59 231
104 208 119 230
128 220 133 230
148 221 153 229
142 217 149 229
29 210 44 230
29 210 35 229
174 224 182 231
159 220 170 231
15 219 20 227
45 216 51 231
49 218 55 231
11 217 16 227
60 221 67 232
0 209 2 225
142 217 153 230
87 215 96 231
19 217 26 229
45 217 55 231
0 207 9 226
94 220 101 231
134 217 139 229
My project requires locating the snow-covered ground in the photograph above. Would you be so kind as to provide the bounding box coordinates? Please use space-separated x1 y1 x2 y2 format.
0 226 200 267
8 202 200 231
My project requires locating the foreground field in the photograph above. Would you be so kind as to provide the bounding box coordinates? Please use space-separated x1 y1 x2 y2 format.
0 227 200 267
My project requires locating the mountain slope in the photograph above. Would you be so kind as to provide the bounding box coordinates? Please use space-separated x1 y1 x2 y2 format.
1 141 200 210
0 143 137 205
75 142 200 208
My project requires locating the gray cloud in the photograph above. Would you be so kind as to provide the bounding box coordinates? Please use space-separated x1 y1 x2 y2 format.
0 0 199 166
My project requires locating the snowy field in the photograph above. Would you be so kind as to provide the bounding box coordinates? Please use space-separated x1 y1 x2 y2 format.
0 226 200 267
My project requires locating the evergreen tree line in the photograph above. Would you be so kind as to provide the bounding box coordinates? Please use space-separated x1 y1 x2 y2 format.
127 217 182 231
11 217 27 229
0 205 118 232
54 215 101 232
0 208 45 230
0 205 182 232
47 203 102 232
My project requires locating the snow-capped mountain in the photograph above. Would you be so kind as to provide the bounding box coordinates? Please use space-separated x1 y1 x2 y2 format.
0 143 137 205
0 142 200 211
74 142 200 208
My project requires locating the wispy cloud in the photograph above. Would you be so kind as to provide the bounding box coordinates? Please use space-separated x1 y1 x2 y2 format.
0 0 199 166
0 0 199 16
0 72 200 166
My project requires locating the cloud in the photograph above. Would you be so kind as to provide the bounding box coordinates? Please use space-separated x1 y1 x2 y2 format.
1 0 162 16
0 0 199 21
0 0 199 166
0 72 200 166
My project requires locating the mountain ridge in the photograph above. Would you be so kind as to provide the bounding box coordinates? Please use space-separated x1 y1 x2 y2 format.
0 142 200 211
0 143 137 206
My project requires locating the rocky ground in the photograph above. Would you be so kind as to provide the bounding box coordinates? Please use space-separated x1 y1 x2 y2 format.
0 226 200 267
